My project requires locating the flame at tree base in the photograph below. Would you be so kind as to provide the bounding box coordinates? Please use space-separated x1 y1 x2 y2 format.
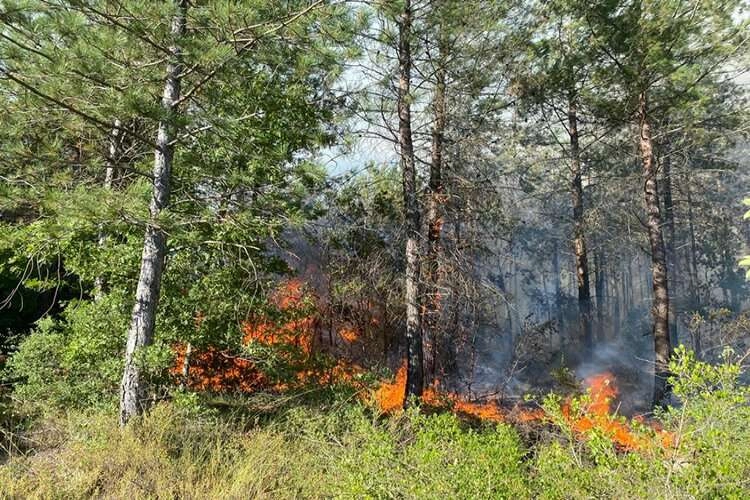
373 363 542 423
374 364 673 453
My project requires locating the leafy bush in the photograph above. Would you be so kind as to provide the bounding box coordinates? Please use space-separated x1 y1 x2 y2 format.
5 293 131 411
661 345 750 498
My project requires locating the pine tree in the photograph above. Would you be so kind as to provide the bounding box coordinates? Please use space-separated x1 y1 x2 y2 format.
584 0 748 407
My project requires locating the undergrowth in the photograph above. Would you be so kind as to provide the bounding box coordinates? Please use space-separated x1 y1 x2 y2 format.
1 347 749 499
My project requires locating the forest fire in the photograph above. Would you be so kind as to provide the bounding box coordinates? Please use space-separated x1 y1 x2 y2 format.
242 278 316 354
171 279 318 392
339 327 359 343
373 364 672 452
561 372 675 451
171 278 673 454
562 372 643 449
171 344 265 392
172 278 373 392
374 363 408 413
373 362 536 423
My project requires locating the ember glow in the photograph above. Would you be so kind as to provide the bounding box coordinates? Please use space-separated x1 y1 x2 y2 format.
171 344 265 392
339 327 359 343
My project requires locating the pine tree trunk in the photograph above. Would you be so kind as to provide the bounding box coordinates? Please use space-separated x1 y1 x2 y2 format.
613 273 621 339
625 261 633 314
422 34 447 383
398 0 423 405
568 97 593 350
552 240 562 323
638 91 672 408
120 0 186 426
94 119 122 300
662 147 679 345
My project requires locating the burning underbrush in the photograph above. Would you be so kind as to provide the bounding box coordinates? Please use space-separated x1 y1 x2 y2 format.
373 363 673 452
170 278 371 393
170 278 674 454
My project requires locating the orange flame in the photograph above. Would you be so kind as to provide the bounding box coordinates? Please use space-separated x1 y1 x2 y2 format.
562 372 674 451
242 279 316 355
373 366 673 453
374 363 408 413
171 344 265 392
173 279 322 392
373 362 542 424
174 278 675 455
562 372 642 449
339 327 359 343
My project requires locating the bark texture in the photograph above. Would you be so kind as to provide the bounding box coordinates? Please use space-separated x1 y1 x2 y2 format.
398 0 424 404
120 0 186 426
567 97 593 350
638 91 672 408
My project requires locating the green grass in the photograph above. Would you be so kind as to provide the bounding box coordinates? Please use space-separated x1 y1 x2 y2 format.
0 397 530 499
0 393 746 500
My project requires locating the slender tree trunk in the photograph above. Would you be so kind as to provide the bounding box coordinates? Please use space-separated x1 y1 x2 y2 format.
180 342 192 387
568 97 593 350
661 147 679 345
94 119 122 300
594 249 606 329
625 260 633 314
120 0 186 426
638 91 672 408
398 0 423 405
422 32 447 383
613 272 621 339
552 241 562 322
685 177 701 310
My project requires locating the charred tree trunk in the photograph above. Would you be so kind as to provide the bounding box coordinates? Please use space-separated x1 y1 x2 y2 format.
638 91 672 409
398 0 424 405
568 97 593 350
94 119 122 300
661 148 679 346
422 33 448 383
120 0 186 426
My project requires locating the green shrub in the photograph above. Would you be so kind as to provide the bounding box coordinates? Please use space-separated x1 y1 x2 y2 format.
5 294 131 411
662 345 750 498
